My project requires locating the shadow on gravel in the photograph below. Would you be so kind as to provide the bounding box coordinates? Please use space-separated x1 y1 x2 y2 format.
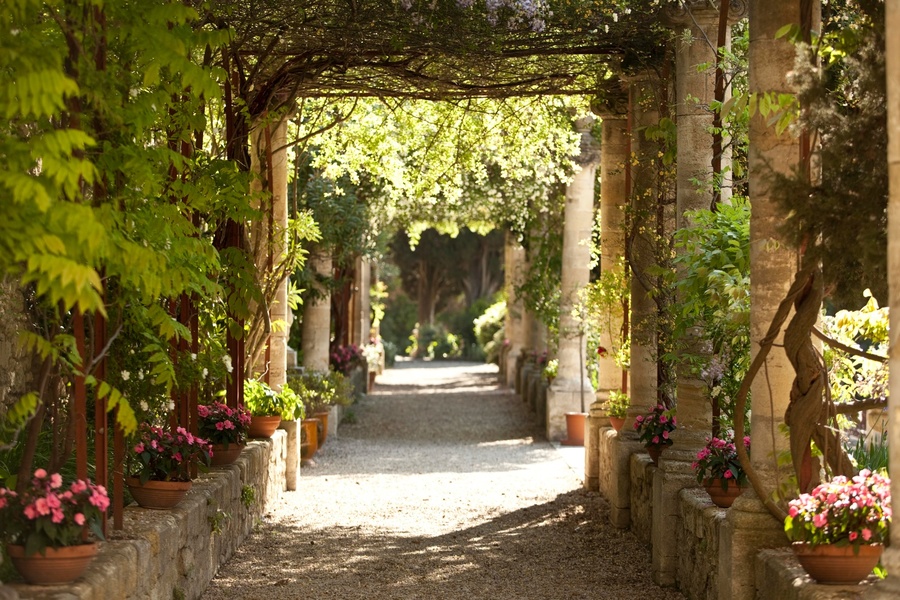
203 489 684 600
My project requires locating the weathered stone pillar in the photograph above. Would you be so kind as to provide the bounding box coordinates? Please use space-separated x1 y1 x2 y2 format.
300 250 333 372
586 98 629 492
719 2 815 599
268 120 289 390
355 255 372 347
874 0 900 597
652 3 746 585
629 75 661 417
546 115 599 441
504 232 527 387
249 119 290 387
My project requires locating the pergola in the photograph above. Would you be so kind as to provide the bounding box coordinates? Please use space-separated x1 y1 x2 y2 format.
2 1 900 598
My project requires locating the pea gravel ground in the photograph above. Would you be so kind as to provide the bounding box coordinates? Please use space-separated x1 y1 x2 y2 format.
200 361 686 600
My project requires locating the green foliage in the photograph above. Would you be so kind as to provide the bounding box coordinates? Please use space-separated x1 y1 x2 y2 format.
413 324 462 360
604 390 630 419
821 291 888 410
243 379 304 419
847 434 889 475
473 299 507 364
769 2 887 306
240 485 255 508
671 199 751 430
285 369 352 415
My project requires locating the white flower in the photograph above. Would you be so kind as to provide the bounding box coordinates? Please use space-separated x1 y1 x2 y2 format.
121 370 130 381
202 368 208 378
222 355 233 373
140 401 149 412
168 401 175 411
137 371 144 380
191 353 197 361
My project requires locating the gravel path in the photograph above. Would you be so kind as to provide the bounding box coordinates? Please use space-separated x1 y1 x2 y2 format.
201 361 685 600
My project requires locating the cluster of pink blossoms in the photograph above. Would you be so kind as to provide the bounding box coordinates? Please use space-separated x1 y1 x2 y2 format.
634 404 677 447
692 433 750 487
198 401 251 446
785 469 892 546
132 424 212 482
0 469 109 551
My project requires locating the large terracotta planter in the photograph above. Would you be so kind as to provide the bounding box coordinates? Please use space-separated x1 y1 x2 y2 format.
301 419 319 460
792 542 883 584
561 412 587 446
248 414 282 438
703 478 745 508
126 476 192 510
312 410 330 447
210 443 245 466
7 542 98 585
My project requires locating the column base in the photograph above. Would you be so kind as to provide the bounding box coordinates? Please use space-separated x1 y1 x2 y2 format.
280 420 300 491
609 431 644 528
870 548 900 598
584 401 609 491
718 488 788 600
651 446 699 586
546 380 593 441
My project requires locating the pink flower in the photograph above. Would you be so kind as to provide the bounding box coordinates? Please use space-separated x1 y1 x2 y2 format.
50 473 62 489
34 468 47 479
662 430 669 440
813 513 828 528
35 497 50 516
135 442 145 453
51 508 64 524
724 471 733 479
849 531 858 541
652 436 660 444
862 528 873 541
71 480 88 494
216 421 225 431
74 513 86 526
23 504 37 519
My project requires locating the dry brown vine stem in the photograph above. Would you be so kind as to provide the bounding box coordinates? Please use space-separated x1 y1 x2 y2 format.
734 264 858 522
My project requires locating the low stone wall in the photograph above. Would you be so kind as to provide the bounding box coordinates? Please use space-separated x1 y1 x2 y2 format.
8 431 288 600
597 436 883 600
629 451 656 546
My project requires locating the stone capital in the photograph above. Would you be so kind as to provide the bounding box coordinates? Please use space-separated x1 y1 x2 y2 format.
662 0 748 28
590 90 629 120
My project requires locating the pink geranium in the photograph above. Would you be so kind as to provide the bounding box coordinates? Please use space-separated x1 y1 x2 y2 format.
197 401 251 447
130 423 212 483
784 470 891 548
0 470 109 555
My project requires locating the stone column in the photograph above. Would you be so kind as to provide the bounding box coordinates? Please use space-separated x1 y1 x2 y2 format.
504 232 527 388
719 2 815 599
629 75 661 418
356 255 372 347
546 115 599 441
874 0 900 597
249 118 290 387
268 120 290 390
300 249 333 372
652 3 744 584
586 97 629 492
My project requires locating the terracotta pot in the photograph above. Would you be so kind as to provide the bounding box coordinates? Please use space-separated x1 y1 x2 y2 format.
210 443 245 466
646 444 665 465
561 412 587 446
126 476 192 510
703 478 744 508
7 542 98 585
792 542 883 584
312 411 330 447
248 414 282 438
609 416 626 432
301 419 319 460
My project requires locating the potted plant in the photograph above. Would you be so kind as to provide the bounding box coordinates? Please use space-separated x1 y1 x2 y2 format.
0 469 109 585
634 404 676 465
784 469 891 584
243 379 304 438
692 433 750 508
288 369 353 449
126 423 213 509
604 390 630 432
198 401 251 466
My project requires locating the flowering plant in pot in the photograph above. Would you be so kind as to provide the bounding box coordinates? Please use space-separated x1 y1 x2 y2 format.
634 404 676 463
604 390 629 431
243 379 304 437
784 469 892 584
0 469 109 556
692 433 750 507
130 424 213 484
0 469 109 585
198 401 251 448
